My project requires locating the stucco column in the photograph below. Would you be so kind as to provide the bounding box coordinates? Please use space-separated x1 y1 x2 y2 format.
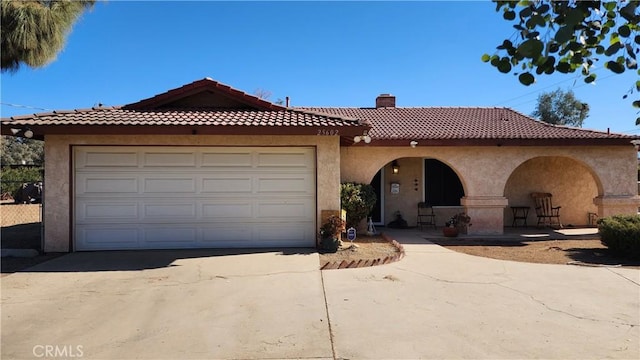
593 195 640 218
460 196 508 235
44 137 71 252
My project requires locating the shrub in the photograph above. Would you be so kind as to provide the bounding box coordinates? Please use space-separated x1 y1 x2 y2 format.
340 182 377 229
319 215 346 252
597 215 640 260
1 166 43 197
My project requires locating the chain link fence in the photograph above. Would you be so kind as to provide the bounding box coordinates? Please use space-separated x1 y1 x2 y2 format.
1 168 44 251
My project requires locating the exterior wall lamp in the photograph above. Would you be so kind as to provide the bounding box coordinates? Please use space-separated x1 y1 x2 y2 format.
353 130 371 144
391 160 400 174
10 127 33 138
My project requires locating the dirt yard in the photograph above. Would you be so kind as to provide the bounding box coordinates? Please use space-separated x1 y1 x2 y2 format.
318 233 639 269
318 235 400 265
430 237 639 268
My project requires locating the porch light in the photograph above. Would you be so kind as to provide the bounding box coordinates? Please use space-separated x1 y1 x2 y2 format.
10 127 33 138
353 130 371 144
410 141 418 148
391 160 400 174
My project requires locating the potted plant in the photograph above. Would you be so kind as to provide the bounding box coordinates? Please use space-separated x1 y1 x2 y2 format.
443 212 472 237
319 215 346 252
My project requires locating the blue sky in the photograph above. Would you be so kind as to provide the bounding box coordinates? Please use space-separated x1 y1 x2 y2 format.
1 1 638 134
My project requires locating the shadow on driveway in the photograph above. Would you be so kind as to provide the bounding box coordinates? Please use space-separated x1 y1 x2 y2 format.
5 248 317 273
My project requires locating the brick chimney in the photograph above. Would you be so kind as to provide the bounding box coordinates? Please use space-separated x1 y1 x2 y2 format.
376 94 396 108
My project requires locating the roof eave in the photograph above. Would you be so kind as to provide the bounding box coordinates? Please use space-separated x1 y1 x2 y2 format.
1 123 370 138
362 138 638 147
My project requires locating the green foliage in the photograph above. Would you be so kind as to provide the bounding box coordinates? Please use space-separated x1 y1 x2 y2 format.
483 1 640 124
340 182 377 229
597 214 640 260
1 166 43 196
1 0 95 72
319 215 346 252
1 136 44 166
531 88 590 127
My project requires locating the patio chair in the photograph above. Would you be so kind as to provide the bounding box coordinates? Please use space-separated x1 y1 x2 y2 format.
530 192 562 228
417 202 436 230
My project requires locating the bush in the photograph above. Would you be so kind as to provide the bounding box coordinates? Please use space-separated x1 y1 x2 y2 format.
597 215 640 260
1 166 43 197
319 215 346 252
340 182 377 229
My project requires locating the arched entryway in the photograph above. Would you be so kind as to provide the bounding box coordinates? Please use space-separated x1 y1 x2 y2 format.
504 156 602 227
368 157 466 227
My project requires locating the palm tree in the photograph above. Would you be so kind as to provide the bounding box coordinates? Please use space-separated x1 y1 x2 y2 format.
1 0 95 72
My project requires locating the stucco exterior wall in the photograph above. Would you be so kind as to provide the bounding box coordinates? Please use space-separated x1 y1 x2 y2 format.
341 144 639 234
504 157 598 226
44 134 341 252
378 158 464 227
382 158 423 227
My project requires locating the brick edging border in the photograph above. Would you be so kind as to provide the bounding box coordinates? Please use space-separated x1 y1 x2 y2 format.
319 232 405 270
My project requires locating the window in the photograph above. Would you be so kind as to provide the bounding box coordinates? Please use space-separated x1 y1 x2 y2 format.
424 159 464 206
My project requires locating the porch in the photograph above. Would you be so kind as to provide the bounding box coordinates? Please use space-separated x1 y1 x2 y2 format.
386 226 600 243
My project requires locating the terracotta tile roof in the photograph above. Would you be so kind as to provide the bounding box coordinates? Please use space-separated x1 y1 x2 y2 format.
298 107 636 141
1 107 364 128
1 76 634 146
123 78 286 111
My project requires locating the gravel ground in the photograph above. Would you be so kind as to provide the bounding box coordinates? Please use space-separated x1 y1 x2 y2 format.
318 235 399 265
431 238 640 268
319 234 639 269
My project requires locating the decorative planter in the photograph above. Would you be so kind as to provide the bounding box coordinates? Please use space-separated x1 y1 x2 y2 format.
442 227 459 237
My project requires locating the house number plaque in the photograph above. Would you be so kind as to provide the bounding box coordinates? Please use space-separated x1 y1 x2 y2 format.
317 129 339 136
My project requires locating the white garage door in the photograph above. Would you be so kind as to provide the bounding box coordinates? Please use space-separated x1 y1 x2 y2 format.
74 146 316 250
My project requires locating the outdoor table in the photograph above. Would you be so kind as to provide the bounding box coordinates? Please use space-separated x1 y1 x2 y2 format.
511 206 530 227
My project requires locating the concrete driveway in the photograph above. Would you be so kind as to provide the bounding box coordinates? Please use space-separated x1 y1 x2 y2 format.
2 249 332 360
2 231 639 359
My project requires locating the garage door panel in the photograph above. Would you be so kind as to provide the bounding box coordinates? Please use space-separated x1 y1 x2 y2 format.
257 200 312 219
200 227 253 243
202 152 252 167
257 175 313 193
143 152 196 167
75 146 316 250
202 177 252 193
78 151 139 168
143 203 196 218
143 177 196 193
257 224 311 242
257 151 312 167
77 175 138 194
78 227 140 249
143 227 196 244
202 202 252 219
78 202 138 222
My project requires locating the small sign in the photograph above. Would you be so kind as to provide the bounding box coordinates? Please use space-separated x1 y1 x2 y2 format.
347 227 356 242
390 182 400 194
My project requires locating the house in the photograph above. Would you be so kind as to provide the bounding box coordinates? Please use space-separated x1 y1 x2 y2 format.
2 78 638 252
